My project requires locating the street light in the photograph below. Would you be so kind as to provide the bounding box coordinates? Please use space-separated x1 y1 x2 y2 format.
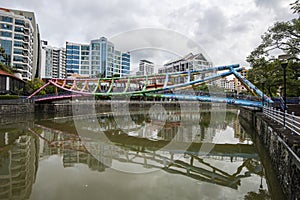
278 54 291 127
261 77 266 108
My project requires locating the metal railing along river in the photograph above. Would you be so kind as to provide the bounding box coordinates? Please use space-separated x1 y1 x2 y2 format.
263 106 300 136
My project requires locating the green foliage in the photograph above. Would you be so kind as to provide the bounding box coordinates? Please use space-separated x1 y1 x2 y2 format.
247 18 300 65
25 78 46 95
25 79 57 95
96 73 105 78
244 189 271 200
248 60 300 97
0 47 13 74
0 47 10 67
0 95 19 100
291 0 300 14
247 0 300 97
0 63 13 74
193 83 208 92
45 85 56 94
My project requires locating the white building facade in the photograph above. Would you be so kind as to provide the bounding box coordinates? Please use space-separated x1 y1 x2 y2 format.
136 60 154 76
0 7 40 81
40 41 66 79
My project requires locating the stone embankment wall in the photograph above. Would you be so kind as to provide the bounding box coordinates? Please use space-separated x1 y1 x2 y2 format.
240 107 300 199
1 100 225 116
35 101 216 117
0 103 34 115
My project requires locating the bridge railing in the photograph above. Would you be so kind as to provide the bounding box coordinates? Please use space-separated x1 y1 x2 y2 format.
263 106 300 136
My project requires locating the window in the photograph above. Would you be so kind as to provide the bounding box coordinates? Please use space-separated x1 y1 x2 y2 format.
15 19 25 26
81 61 89 65
1 31 12 38
66 55 73 60
92 43 100 50
0 40 12 51
13 49 23 55
13 56 23 62
1 16 12 23
14 34 24 40
66 50 73 55
66 45 73 50
81 45 89 51
14 41 23 47
81 51 89 55
1 23 12 30
14 26 24 32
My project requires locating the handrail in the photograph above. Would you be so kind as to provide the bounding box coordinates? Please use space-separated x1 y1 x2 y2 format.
263 106 300 136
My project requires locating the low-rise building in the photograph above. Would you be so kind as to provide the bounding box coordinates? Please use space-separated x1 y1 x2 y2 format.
0 69 25 94
136 59 154 76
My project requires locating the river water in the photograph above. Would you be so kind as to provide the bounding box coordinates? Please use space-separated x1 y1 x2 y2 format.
0 107 284 200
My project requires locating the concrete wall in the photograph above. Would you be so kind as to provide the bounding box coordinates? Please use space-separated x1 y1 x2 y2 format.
240 107 300 199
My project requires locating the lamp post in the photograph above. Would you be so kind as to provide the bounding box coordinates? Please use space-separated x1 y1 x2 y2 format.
261 78 266 108
278 54 290 128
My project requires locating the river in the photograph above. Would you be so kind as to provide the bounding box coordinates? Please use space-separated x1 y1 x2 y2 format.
0 107 284 200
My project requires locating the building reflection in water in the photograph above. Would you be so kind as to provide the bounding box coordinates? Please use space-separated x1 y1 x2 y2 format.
32 109 263 189
0 130 38 200
0 109 267 199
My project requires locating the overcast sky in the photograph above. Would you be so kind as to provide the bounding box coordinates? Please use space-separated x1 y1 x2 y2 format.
2 0 297 69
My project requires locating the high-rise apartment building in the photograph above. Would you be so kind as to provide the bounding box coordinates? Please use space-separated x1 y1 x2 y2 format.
121 52 130 76
0 7 40 80
40 40 66 79
66 37 130 78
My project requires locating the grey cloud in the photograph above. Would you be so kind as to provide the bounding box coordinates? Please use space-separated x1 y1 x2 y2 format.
197 7 228 41
1 0 295 67
254 0 281 9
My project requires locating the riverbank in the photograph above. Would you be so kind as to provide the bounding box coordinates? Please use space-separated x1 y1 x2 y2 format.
1 100 231 116
240 107 300 199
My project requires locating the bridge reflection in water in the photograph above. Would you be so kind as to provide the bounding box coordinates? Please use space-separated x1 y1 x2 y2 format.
0 109 282 199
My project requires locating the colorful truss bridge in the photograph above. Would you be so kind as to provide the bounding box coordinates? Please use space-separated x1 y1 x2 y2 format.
28 64 273 108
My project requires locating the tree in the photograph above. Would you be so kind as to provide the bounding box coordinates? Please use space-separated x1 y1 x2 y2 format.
244 189 271 200
246 0 300 97
0 47 12 74
291 0 300 14
25 78 46 95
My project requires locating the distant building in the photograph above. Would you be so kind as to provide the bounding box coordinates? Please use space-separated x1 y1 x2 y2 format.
215 67 249 94
225 79 235 92
121 52 130 76
216 77 227 89
158 53 212 74
158 53 213 84
65 41 90 77
234 67 248 94
0 7 40 80
40 40 66 79
136 60 154 76
66 37 130 78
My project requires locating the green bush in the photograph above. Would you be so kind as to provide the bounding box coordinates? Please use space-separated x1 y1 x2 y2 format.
0 95 19 100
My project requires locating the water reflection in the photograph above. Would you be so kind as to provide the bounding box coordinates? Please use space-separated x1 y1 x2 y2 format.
0 109 281 199
0 128 37 200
